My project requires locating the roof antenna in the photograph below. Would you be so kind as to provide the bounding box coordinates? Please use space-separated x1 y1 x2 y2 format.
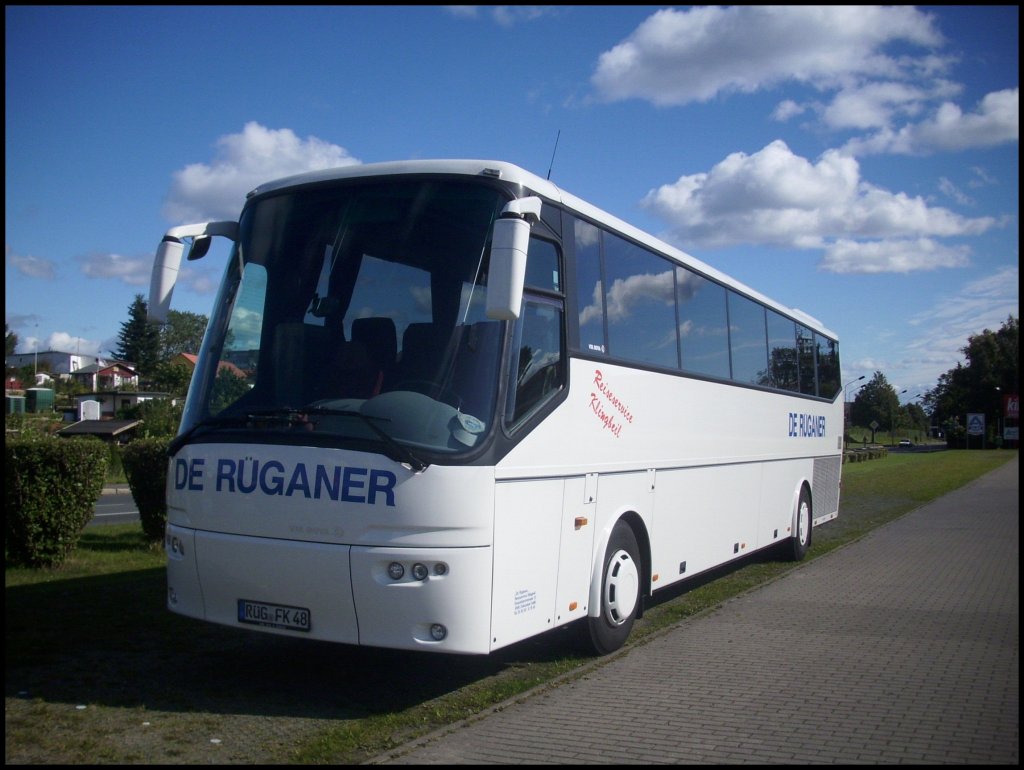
546 129 561 180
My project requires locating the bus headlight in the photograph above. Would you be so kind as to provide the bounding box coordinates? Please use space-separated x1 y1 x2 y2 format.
387 562 405 581
411 563 429 581
429 623 447 641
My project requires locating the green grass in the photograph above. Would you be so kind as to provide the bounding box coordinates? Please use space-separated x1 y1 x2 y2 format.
5 525 163 587
5 449 1017 765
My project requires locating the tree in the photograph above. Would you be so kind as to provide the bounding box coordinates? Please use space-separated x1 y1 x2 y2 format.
924 315 1019 446
903 402 929 433
111 294 160 378
150 358 193 397
850 371 901 443
119 397 184 437
209 368 251 415
5 323 17 357
160 310 208 359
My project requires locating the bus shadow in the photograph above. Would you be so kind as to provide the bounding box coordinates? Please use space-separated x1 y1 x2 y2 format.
5 568 586 722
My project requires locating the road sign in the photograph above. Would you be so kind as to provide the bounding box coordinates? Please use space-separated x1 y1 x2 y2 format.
966 413 985 436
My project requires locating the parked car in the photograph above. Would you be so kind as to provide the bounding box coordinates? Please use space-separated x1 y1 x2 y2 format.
898 439 913 447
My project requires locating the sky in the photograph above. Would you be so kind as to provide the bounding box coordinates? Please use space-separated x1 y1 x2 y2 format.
5 5 1019 402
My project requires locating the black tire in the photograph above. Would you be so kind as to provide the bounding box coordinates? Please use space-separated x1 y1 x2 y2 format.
585 521 641 655
786 486 812 561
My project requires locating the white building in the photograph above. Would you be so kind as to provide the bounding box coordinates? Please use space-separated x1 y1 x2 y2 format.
5 350 117 377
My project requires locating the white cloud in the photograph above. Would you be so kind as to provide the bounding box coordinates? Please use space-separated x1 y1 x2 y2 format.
911 264 1020 331
968 166 997 189
641 140 998 272
822 81 933 131
445 6 556 26
938 177 973 207
590 7 1017 160
844 265 1019 393
48 331 100 356
842 88 1019 155
78 252 151 286
7 244 57 279
591 6 945 106
820 238 971 274
163 122 360 223
895 265 1020 387
771 99 806 123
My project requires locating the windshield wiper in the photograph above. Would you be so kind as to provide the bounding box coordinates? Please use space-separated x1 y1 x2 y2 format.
168 408 319 454
169 407 429 472
167 413 253 455
303 406 429 472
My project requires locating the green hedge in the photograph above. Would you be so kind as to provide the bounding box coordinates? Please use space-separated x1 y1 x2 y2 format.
121 437 172 543
5 435 108 567
843 446 889 463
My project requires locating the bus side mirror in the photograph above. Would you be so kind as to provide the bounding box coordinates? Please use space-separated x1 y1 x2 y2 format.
188 235 212 261
486 196 542 321
149 236 187 323
148 221 239 323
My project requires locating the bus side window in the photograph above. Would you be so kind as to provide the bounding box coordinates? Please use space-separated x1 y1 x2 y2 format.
506 299 565 426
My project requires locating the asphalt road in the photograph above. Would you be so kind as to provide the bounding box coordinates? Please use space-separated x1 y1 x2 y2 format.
89 485 138 527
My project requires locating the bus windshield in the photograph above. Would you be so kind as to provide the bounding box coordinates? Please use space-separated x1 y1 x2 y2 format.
179 178 508 460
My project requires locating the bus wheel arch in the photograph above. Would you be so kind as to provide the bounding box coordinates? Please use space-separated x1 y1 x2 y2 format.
785 482 813 562
584 514 648 655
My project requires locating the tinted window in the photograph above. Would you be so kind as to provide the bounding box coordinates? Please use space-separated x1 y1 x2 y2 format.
727 291 768 386
766 310 798 392
797 324 817 396
525 237 560 293
574 219 606 356
677 267 730 379
603 233 678 369
506 298 565 425
816 334 841 399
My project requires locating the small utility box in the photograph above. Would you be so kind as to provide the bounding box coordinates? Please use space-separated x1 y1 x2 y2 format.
25 388 55 413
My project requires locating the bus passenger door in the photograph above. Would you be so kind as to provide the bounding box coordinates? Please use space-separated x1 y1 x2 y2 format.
555 474 597 627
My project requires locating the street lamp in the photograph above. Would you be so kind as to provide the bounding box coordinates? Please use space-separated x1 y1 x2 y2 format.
994 386 1002 448
842 376 866 445
843 375 865 403
907 393 923 442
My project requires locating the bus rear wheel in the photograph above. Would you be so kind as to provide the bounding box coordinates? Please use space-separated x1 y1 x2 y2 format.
785 486 812 561
585 521 641 655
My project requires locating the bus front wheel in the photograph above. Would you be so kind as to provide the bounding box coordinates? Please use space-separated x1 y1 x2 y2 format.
585 521 641 655
786 486 812 561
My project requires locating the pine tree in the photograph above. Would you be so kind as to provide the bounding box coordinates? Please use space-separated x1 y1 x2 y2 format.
112 294 161 377
5 322 17 357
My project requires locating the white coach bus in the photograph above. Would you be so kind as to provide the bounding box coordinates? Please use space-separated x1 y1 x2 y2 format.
149 160 844 656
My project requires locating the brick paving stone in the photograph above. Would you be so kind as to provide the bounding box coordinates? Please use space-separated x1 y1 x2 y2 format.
371 457 1018 765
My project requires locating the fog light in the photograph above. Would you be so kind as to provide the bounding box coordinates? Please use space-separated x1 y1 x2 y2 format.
433 562 448 576
412 563 429 581
429 623 447 641
387 562 405 580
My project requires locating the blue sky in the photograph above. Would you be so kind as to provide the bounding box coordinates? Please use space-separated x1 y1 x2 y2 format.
5 5 1018 401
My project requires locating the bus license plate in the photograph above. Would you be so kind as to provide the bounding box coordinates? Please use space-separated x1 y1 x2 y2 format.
237 599 311 632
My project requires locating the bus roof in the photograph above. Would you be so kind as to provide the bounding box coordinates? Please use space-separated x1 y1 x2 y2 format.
247 160 836 339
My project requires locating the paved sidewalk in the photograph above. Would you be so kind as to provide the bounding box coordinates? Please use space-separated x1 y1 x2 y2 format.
373 457 1019 765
